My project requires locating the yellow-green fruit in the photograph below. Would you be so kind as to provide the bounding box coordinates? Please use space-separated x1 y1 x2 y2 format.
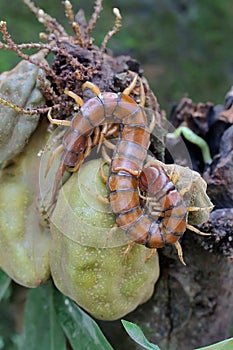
0 121 51 287
49 159 160 320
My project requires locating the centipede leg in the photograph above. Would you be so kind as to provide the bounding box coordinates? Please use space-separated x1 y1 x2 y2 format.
174 241 186 266
82 81 101 95
186 224 210 236
100 144 112 183
50 162 66 204
124 241 135 264
145 248 157 263
64 90 84 107
187 205 214 213
101 145 112 164
92 126 101 146
47 108 71 127
100 162 108 183
123 74 146 108
105 124 119 138
104 224 118 247
122 74 138 95
97 123 108 152
45 144 64 177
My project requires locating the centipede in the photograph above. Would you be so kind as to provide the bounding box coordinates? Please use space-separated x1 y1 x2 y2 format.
47 74 208 264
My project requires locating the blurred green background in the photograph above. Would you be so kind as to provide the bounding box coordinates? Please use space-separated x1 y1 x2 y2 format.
0 0 232 110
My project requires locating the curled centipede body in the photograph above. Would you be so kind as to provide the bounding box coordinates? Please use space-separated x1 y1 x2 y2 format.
47 74 208 264
107 119 187 262
139 164 188 251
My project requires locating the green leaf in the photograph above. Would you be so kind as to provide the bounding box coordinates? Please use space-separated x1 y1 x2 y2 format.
121 320 161 350
53 289 114 350
19 281 66 350
0 269 11 301
195 337 233 350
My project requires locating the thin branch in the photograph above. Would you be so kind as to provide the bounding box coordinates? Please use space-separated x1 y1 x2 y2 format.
0 21 57 80
23 0 68 37
85 0 103 44
100 8 122 53
63 0 84 47
0 96 60 115
37 75 60 104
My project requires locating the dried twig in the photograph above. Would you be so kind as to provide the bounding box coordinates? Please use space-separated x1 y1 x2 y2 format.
0 21 57 80
63 0 84 47
100 8 122 53
37 75 60 104
85 0 103 45
23 0 68 37
0 96 60 115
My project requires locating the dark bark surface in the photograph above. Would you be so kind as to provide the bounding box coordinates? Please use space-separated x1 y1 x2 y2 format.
98 237 233 350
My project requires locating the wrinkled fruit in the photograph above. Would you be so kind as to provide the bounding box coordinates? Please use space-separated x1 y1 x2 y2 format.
0 121 51 287
49 159 160 321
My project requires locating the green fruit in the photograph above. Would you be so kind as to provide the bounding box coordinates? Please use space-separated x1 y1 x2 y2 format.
49 159 160 320
0 51 49 164
0 121 51 287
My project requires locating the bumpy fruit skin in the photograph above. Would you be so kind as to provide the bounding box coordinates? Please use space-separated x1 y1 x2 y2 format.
0 51 48 164
49 159 160 321
162 161 214 225
0 121 51 287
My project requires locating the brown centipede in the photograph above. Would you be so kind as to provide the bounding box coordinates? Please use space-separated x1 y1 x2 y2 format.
47 74 209 264
45 74 141 202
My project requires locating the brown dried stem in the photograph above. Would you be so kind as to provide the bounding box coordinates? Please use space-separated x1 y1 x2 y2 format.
0 21 57 80
0 96 60 115
37 75 60 104
63 0 84 47
23 0 68 37
100 8 122 53
85 0 103 45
